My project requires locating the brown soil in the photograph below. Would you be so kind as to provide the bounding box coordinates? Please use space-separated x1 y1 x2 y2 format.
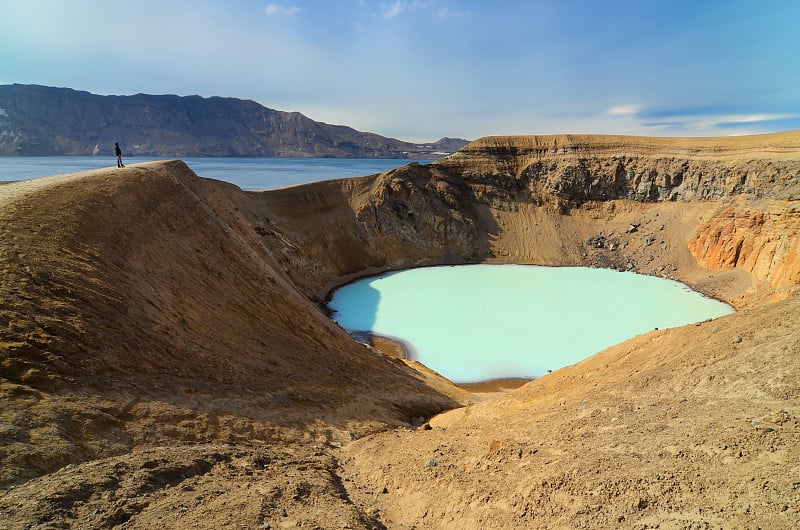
1 132 799 529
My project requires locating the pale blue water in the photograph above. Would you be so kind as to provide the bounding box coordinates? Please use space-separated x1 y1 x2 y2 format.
328 265 733 383
0 157 423 190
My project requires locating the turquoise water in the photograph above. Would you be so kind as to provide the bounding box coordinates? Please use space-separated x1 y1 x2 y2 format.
0 157 423 190
328 265 733 383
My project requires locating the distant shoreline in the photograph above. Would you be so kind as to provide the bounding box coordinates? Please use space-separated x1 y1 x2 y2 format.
0 156 424 188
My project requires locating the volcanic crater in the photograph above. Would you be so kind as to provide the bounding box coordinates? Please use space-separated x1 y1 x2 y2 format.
1 132 799 529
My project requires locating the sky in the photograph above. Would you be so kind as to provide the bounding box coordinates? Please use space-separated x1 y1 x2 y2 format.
1 0 799 142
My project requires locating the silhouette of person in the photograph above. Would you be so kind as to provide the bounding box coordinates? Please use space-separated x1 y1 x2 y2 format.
115 142 124 168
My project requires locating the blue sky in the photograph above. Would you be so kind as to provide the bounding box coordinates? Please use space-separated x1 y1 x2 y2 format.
1 0 798 141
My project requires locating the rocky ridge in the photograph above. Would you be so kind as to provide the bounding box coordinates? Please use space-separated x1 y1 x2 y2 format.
0 84 467 158
1 131 799 528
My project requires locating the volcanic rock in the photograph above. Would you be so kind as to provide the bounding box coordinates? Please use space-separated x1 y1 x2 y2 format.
1 131 799 529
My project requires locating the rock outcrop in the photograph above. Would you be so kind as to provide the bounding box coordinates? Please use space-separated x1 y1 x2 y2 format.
689 204 800 294
1 131 799 529
0 84 468 157
441 133 800 201
255 132 800 303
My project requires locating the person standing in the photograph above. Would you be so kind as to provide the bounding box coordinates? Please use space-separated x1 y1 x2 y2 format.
115 142 124 168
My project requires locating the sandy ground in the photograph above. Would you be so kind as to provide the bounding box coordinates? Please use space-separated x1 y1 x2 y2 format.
342 295 800 529
1 132 799 529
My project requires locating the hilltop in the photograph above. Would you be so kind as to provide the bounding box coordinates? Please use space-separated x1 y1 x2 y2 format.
0 84 468 158
0 132 798 528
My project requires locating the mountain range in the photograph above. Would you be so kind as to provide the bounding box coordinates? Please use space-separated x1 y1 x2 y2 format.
0 84 468 158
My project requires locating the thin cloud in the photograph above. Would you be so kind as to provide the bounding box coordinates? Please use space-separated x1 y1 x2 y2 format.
438 7 470 18
382 0 411 19
265 4 303 16
381 0 433 19
600 105 800 136
607 105 641 117
379 2 468 21
717 113 797 124
645 112 798 129
635 109 800 136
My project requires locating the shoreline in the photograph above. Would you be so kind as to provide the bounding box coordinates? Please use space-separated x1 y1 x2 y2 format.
348 331 533 393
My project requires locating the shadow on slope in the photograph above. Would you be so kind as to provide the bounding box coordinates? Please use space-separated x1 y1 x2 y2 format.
0 161 464 486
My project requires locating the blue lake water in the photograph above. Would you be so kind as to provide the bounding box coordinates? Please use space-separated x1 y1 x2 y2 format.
328 265 734 383
0 156 423 190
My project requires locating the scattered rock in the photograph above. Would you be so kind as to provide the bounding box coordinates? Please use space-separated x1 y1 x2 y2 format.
2 135 799 530
587 235 606 249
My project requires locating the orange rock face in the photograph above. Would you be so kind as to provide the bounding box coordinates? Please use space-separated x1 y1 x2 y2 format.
688 204 800 294
3 132 800 529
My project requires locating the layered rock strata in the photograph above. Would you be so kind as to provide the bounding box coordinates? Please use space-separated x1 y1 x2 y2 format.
258 132 800 303
1 131 799 528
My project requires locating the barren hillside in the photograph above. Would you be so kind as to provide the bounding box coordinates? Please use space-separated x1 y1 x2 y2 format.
1 131 799 528
0 84 467 158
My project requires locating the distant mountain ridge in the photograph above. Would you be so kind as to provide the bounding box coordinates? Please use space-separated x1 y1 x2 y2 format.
0 84 468 158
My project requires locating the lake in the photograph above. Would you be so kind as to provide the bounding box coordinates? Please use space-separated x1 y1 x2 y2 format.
328 265 733 383
0 156 424 190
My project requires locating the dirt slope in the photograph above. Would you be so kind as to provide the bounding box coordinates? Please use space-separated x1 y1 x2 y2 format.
343 294 799 529
1 132 799 529
0 162 466 485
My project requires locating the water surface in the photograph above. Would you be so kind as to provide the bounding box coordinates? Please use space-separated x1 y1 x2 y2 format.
328 265 733 383
0 156 423 190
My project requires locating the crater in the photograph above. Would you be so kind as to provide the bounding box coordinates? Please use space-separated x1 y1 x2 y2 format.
329 264 733 383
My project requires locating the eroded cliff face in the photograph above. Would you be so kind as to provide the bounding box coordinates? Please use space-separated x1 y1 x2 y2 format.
688 203 800 296
1 133 800 529
251 132 800 303
439 133 800 202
